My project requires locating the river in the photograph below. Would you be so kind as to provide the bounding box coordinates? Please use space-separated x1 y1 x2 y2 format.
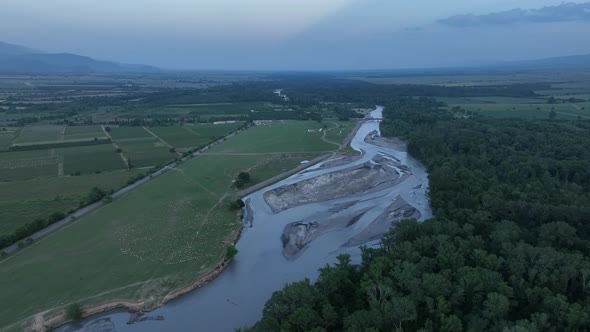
57 106 431 332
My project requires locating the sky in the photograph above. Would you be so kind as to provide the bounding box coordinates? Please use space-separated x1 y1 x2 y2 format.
1 0 590 70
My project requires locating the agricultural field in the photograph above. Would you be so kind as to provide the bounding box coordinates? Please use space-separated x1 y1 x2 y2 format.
0 149 58 181
12 125 64 144
0 129 17 150
0 120 350 330
63 125 106 140
211 121 335 154
57 144 126 175
150 123 242 152
109 127 172 168
117 138 173 168
0 169 145 234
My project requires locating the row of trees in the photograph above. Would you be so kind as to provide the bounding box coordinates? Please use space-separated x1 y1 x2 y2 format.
255 97 590 331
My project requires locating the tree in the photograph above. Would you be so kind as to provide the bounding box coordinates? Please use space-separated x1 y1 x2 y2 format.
229 199 245 211
549 110 557 120
66 303 83 320
226 245 239 261
238 172 250 182
235 172 251 189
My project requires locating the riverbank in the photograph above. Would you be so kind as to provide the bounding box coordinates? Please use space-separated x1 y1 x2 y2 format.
35 214 245 332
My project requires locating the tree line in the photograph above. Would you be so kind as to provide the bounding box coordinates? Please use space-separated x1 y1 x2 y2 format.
254 97 590 331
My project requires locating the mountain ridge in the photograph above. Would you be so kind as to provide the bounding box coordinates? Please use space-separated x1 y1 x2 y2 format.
0 41 159 74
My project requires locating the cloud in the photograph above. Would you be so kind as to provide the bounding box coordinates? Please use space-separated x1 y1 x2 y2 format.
438 2 590 27
404 26 424 32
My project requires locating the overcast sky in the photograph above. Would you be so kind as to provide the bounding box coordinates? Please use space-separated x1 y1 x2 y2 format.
1 0 590 70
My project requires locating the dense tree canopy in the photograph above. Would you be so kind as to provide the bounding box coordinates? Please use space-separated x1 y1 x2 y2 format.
255 97 590 331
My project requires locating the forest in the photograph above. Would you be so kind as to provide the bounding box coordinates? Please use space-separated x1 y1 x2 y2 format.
255 97 590 331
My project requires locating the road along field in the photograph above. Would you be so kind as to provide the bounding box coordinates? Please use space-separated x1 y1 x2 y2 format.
0 120 354 331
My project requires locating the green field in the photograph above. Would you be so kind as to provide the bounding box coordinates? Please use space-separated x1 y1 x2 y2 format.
166 102 282 115
0 121 347 330
13 125 64 144
116 137 173 168
0 149 58 181
57 144 125 175
109 126 152 140
0 130 17 150
64 125 105 140
0 169 146 234
150 123 242 151
211 121 334 153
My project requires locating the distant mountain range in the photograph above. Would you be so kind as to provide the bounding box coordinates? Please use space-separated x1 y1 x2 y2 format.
1 40 590 74
0 41 158 74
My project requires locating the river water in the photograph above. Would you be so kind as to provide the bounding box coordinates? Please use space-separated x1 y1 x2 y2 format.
57 106 431 332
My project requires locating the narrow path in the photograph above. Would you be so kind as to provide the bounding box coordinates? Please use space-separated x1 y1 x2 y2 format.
169 168 218 198
57 160 64 176
9 127 21 146
321 121 344 149
143 126 182 156
49 148 63 176
182 126 201 136
557 109 590 119
102 125 129 169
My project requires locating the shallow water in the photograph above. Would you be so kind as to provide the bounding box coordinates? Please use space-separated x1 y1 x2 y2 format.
57 106 431 332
